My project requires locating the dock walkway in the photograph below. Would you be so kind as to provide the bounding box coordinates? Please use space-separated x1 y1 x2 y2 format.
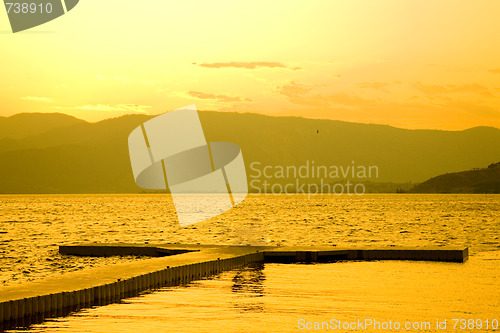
0 244 468 328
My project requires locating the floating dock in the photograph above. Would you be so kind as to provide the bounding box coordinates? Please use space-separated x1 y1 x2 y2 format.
0 244 468 329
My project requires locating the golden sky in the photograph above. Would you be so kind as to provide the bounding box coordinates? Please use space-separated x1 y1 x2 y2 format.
1 0 499 130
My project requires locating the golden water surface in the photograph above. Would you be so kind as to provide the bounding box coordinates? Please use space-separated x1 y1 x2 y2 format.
0 194 498 332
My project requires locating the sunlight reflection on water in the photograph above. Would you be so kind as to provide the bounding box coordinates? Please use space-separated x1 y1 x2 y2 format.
0 194 499 286
9 252 499 333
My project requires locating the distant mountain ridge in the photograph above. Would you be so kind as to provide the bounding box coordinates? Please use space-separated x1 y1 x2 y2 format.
0 113 86 140
0 112 499 193
410 162 500 193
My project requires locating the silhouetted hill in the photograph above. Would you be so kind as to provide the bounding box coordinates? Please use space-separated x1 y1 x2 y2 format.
0 112 499 193
410 162 500 193
0 113 85 139
198 112 500 184
0 114 153 153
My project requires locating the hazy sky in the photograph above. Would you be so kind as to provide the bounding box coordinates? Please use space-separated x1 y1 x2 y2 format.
1 0 499 130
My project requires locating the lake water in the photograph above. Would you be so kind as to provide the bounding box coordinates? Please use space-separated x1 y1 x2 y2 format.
0 194 499 332
5 254 500 333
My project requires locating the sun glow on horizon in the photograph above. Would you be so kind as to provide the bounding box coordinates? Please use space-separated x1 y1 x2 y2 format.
1 0 499 130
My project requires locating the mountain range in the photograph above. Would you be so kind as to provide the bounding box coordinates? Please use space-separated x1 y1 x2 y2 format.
410 162 500 193
0 112 499 193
